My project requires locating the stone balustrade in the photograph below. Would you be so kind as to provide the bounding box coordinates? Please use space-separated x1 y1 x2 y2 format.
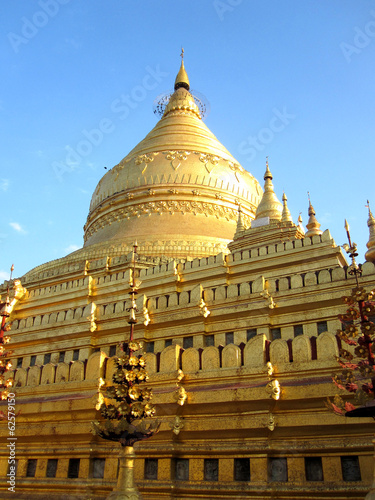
11 331 340 389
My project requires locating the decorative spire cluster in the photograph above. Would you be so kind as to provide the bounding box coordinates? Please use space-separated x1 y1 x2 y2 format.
248 158 327 242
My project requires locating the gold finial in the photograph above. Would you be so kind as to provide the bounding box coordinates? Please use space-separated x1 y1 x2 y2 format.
174 49 190 91
365 200 375 263
366 200 374 222
342 219 361 283
305 193 322 238
254 158 282 221
281 192 293 223
264 156 272 180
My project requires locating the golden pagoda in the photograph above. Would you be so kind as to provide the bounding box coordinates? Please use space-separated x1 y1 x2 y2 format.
1 57 375 500
81 57 262 261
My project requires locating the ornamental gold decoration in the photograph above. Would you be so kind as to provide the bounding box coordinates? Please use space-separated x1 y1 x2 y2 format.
92 245 159 448
266 379 281 400
327 285 375 415
198 153 220 173
135 153 158 175
170 415 184 435
265 413 276 431
84 201 252 241
228 161 245 183
165 150 190 171
266 362 281 400
0 267 23 407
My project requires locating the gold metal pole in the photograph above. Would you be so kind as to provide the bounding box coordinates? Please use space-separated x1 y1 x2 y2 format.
106 446 141 500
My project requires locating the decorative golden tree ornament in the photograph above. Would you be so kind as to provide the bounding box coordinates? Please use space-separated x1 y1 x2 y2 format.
326 222 375 416
326 222 375 500
92 244 159 500
0 266 15 410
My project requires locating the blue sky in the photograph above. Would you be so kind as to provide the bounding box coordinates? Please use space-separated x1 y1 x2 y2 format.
1 1 374 280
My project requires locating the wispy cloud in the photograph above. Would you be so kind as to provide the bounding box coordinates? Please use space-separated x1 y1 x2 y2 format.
34 150 47 159
64 244 80 254
9 222 27 234
0 179 9 191
64 38 81 50
319 212 332 225
86 161 96 170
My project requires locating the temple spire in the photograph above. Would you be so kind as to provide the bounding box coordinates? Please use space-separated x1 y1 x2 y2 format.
297 212 305 235
305 193 322 237
162 50 201 119
254 157 282 221
365 200 375 262
174 48 190 91
234 205 246 239
281 192 293 223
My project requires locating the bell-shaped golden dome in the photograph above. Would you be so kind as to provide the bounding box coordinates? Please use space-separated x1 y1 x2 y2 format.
84 59 262 259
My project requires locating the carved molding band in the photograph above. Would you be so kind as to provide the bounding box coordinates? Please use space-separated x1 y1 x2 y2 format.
84 200 252 242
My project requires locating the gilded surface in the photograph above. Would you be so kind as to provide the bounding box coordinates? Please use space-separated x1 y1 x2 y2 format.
1 60 374 500
84 200 252 241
